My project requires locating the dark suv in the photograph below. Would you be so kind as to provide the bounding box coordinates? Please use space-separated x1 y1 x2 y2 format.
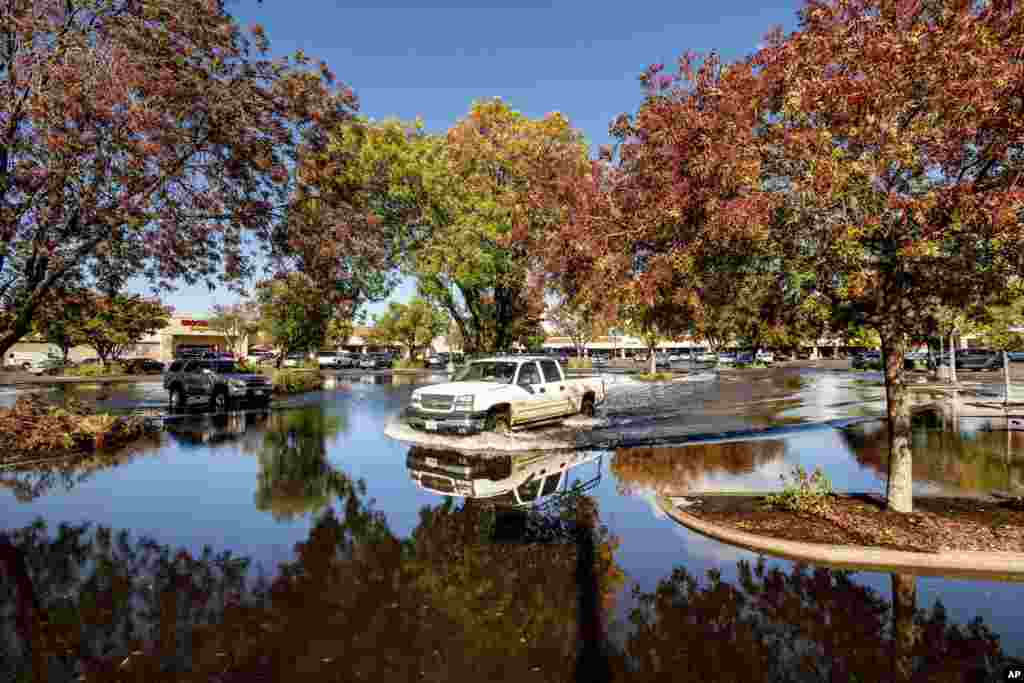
164 359 273 412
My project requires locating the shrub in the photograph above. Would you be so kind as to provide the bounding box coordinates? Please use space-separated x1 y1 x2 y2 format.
393 359 426 370
235 359 259 374
566 358 593 370
636 372 674 382
268 369 323 394
764 465 833 515
64 362 127 377
0 396 145 460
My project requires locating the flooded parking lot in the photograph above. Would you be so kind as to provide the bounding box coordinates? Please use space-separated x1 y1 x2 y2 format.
2 368 1023 680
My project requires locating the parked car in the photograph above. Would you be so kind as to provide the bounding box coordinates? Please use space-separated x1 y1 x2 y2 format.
282 353 308 368
31 358 76 376
851 351 881 369
124 358 166 374
654 354 672 368
736 351 755 364
427 354 449 369
317 351 347 369
756 350 774 364
1008 351 1024 363
953 349 1004 372
695 351 717 363
405 356 607 435
718 352 737 365
163 358 273 412
5 350 59 371
359 353 393 369
591 355 608 367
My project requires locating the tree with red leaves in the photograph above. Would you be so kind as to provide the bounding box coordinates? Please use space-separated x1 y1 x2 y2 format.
0 0 357 357
754 0 1024 511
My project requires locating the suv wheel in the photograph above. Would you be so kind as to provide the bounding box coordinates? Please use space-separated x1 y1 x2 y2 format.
211 389 229 413
169 386 186 412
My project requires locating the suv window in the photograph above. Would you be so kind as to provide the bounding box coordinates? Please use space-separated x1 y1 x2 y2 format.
169 361 183 373
540 360 561 383
517 362 541 386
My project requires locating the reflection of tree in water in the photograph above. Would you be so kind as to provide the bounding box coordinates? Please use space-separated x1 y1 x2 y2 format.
611 440 786 495
0 436 160 502
0 486 628 682
254 409 353 521
842 417 1024 494
2 500 1020 681
626 561 1016 682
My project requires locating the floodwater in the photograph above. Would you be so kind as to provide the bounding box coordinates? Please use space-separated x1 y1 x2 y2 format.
1 369 1023 681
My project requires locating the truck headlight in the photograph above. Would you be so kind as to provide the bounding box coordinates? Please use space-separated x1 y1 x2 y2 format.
454 394 473 411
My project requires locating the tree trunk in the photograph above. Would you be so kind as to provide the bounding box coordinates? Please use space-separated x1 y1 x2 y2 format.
949 331 957 384
938 334 944 379
648 346 656 375
1004 350 1012 404
890 572 917 683
881 331 913 513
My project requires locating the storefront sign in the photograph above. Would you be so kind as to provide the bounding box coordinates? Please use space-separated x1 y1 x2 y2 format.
180 319 209 328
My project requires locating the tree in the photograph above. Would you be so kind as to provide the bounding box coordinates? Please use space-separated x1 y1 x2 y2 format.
753 0 1024 511
547 295 608 358
30 288 91 362
208 302 259 357
72 292 172 365
0 0 357 357
315 103 589 353
255 272 335 368
367 299 448 359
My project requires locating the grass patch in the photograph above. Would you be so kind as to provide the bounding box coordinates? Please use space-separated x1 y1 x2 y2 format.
567 358 593 370
265 368 323 394
636 372 675 382
393 359 426 370
0 396 146 462
63 362 127 377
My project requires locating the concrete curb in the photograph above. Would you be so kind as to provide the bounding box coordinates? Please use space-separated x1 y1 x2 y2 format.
657 496 1024 580
0 374 161 387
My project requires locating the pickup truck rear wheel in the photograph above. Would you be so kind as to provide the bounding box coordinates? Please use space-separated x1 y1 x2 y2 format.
581 394 596 417
486 408 511 435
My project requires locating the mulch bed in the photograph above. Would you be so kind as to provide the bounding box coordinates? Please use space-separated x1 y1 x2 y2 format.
682 494 1024 553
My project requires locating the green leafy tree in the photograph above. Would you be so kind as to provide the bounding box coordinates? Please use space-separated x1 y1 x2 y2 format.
311 103 588 353
547 295 609 358
255 273 335 368
71 293 172 365
30 289 91 362
368 299 448 359
208 302 260 357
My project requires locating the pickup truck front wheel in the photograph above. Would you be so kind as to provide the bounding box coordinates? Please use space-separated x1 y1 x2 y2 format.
485 408 511 435
581 394 596 417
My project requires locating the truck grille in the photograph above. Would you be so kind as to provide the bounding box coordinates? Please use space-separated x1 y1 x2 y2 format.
420 394 453 411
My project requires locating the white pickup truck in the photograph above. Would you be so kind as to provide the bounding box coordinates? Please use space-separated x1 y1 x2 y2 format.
405 355 606 435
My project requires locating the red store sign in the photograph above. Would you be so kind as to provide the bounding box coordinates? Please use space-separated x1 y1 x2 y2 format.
180 319 209 328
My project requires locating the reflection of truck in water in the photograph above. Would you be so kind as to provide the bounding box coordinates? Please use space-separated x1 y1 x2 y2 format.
406 448 603 507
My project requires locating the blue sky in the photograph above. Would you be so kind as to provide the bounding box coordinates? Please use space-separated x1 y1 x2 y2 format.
134 0 803 318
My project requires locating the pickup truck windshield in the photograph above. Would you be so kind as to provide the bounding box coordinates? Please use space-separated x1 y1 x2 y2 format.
454 361 517 384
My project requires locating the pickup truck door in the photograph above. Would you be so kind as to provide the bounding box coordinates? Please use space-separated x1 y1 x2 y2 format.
539 359 575 418
512 361 548 424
